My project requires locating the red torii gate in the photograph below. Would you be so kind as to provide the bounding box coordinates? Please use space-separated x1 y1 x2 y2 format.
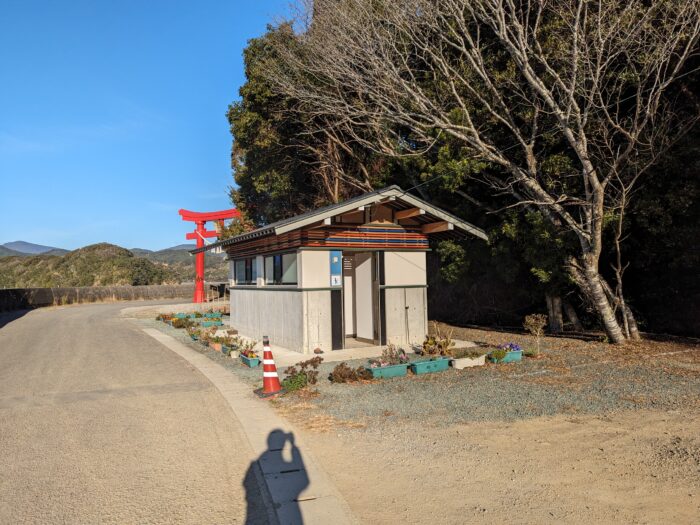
179 208 240 303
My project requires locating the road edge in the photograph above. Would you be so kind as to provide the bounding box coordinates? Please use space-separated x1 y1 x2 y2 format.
138 325 357 525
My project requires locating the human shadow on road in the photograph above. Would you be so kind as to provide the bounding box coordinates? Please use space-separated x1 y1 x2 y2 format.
244 429 309 525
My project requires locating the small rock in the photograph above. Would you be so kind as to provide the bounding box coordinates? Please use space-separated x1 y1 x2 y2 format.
314 348 324 354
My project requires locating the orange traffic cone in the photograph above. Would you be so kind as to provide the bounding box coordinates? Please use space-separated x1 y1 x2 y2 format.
255 336 285 398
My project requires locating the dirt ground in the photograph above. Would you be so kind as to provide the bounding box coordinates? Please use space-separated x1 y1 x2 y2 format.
275 327 700 524
302 409 699 524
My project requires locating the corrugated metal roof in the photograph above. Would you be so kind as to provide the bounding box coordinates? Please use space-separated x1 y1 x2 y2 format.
191 185 487 254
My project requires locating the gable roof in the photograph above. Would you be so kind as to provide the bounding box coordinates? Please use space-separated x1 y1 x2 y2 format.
192 185 487 254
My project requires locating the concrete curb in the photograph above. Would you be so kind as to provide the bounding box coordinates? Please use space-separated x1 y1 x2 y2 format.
139 327 357 525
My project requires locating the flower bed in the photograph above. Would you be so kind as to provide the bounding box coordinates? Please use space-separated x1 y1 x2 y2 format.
368 345 410 379
489 343 523 363
410 357 450 375
369 363 409 379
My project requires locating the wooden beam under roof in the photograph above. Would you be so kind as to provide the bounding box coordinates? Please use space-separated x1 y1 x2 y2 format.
338 209 365 223
421 221 454 234
395 207 425 220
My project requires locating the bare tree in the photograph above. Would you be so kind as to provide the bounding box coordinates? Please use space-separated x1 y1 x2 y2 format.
267 0 700 343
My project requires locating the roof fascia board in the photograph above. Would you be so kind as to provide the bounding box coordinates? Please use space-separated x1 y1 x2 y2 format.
273 189 401 235
397 193 488 241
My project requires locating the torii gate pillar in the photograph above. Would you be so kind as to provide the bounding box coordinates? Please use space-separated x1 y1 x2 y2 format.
179 208 240 303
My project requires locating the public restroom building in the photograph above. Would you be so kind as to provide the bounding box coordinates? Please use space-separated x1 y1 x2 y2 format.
194 186 487 354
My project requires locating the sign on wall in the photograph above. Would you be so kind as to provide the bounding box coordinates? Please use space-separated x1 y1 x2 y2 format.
330 250 342 287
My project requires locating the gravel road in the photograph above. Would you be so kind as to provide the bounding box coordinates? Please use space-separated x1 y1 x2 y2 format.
0 303 267 524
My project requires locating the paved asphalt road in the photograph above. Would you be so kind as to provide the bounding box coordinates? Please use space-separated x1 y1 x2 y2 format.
0 302 267 524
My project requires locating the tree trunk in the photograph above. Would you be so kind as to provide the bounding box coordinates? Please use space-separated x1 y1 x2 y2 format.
545 294 564 333
624 305 641 340
563 300 584 332
582 263 626 344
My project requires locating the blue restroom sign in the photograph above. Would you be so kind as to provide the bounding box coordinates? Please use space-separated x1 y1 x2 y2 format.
330 250 342 287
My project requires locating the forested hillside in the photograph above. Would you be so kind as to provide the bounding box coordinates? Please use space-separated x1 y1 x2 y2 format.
131 246 228 282
227 2 700 337
0 243 228 288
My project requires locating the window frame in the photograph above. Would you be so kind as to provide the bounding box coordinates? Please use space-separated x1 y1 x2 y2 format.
264 252 298 285
233 257 256 285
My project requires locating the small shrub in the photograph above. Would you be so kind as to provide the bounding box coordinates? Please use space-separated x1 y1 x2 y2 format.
369 344 409 368
452 348 486 360
282 373 308 392
329 362 373 383
171 317 193 329
523 348 539 358
523 314 547 355
490 348 507 362
422 322 455 356
282 356 324 391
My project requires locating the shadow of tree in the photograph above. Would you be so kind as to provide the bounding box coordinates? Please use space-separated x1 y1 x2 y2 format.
0 309 29 331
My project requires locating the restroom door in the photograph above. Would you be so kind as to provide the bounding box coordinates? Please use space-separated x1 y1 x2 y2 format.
354 252 375 343
342 255 355 336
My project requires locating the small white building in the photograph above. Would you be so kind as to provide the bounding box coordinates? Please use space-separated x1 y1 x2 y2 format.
196 186 487 354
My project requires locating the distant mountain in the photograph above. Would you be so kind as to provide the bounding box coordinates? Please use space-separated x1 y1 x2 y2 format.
169 243 196 251
0 245 25 257
130 248 153 256
2 241 67 255
0 242 229 287
0 243 177 288
130 244 227 281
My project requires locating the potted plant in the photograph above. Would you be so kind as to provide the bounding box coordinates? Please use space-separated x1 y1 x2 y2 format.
368 345 410 378
450 348 487 369
239 349 260 367
412 326 453 374
209 336 223 353
186 326 201 341
171 317 193 329
239 341 259 367
226 336 242 358
489 342 523 363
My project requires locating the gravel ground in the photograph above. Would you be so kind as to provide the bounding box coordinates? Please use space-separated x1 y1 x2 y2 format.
143 317 700 523
144 318 700 428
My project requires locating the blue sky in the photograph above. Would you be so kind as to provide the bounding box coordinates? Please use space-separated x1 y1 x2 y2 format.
0 0 289 250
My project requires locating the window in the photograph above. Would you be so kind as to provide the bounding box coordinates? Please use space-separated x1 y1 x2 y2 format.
264 252 298 285
234 257 256 285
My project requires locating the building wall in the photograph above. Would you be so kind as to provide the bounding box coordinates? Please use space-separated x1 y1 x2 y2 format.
302 289 333 352
383 287 428 347
298 250 330 288
230 288 304 351
383 251 428 347
384 251 427 286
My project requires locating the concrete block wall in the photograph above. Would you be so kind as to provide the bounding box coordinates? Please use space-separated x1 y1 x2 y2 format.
301 290 333 353
229 288 304 351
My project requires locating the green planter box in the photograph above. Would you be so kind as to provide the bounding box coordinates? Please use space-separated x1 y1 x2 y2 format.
204 312 222 318
490 350 522 363
173 313 187 319
190 334 198 341
200 320 223 327
369 363 409 379
410 358 450 375
240 355 260 368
